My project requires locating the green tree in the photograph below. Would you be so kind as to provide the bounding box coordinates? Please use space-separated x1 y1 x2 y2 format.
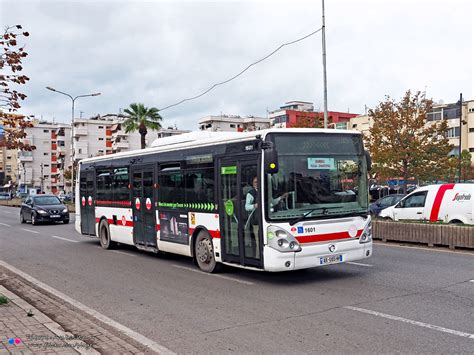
460 149 473 182
366 90 453 193
123 103 162 149
0 25 35 151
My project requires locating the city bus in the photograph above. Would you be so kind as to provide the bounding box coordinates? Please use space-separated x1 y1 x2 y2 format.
75 128 373 272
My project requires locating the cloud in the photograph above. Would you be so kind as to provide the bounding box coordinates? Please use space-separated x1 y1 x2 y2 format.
1 0 472 130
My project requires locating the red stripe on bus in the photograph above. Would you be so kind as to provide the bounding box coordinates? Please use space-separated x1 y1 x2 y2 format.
296 230 363 244
209 230 221 239
188 227 220 239
429 184 455 222
94 217 133 227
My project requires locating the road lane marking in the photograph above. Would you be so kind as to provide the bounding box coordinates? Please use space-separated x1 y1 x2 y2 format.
110 250 135 257
0 222 11 227
21 228 39 234
51 235 79 243
0 260 176 354
345 306 474 339
375 242 474 256
2 210 12 214
469 280 474 283
346 262 373 267
172 264 254 285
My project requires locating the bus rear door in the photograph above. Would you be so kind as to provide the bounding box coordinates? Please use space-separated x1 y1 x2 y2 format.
132 165 157 248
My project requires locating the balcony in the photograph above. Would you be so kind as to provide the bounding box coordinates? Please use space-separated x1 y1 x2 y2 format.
113 141 129 149
18 153 33 162
73 128 88 137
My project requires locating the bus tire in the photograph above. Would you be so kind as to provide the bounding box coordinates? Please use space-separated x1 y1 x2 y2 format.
194 230 221 273
99 219 115 249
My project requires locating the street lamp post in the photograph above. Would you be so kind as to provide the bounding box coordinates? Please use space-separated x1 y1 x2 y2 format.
46 87 100 201
458 93 463 183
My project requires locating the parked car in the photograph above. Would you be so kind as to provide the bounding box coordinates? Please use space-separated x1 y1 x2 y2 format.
379 183 474 224
57 192 72 202
369 194 405 216
0 192 11 200
20 195 69 225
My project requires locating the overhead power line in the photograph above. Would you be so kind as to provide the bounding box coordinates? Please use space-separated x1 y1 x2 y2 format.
159 26 323 112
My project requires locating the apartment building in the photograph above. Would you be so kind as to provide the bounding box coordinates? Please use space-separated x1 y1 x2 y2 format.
18 121 71 194
269 101 359 128
348 99 474 162
0 147 18 185
198 115 271 132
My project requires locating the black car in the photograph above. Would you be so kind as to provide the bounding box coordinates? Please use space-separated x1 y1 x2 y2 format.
369 194 406 217
20 195 69 225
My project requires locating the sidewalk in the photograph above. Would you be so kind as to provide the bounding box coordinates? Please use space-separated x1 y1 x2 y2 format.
0 264 162 354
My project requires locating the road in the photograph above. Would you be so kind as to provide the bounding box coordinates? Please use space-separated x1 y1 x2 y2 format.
0 205 473 353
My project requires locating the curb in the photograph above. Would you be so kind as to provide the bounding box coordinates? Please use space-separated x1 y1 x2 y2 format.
0 286 98 354
0 260 175 355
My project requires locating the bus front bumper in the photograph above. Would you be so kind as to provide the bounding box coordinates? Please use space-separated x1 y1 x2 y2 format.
263 239 372 272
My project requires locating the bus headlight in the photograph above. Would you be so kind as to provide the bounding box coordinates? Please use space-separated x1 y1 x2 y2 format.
359 219 372 244
267 225 302 253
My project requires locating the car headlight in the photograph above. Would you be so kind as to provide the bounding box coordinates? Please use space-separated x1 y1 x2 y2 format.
267 225 302 253
62 208 68 213
359 218 372 244
37 209 48 215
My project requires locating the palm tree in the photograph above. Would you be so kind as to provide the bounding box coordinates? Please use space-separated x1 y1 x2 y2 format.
123 103 162 149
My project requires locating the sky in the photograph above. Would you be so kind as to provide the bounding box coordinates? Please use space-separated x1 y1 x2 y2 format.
1 0 473 130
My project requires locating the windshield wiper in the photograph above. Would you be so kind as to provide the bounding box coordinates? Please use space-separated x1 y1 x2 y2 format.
289 206 342 226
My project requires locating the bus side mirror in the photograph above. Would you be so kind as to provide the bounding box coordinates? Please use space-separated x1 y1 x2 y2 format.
262 141 279 174
365 150 372 171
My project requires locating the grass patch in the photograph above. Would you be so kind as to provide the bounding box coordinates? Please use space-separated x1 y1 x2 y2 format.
0 294 9 305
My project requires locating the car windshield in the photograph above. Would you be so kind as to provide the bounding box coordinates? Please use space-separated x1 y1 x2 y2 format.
34 196 61 205
265 132 368 221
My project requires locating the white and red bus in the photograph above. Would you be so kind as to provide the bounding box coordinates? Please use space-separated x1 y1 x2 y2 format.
75 128 372 272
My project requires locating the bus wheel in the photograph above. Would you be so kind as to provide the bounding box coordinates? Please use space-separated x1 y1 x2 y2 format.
99 220 115 249
195 231 220 273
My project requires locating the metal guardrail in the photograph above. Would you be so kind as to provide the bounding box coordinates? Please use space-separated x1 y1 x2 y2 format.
373 220 474 250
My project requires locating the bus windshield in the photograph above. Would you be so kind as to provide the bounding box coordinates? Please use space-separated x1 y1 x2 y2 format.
265 132 368 221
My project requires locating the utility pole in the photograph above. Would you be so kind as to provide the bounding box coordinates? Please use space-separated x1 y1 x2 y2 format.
458 93 463 182
321 0 329 129
40 163 44 193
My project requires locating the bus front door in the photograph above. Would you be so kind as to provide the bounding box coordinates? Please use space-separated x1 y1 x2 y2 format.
80 171 96 235
132 166 157 248
219 157 262 268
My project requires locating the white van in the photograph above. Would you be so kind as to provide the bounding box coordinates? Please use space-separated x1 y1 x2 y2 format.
379 183 474 224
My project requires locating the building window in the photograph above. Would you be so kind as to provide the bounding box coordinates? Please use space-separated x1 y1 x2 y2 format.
446 127 460 138
43 129 49 133
99 138 104 141
470 148 474 153
469 108 474 113
469 128 474 133
230 124 236 128
58 141 65 147
98 126 104 129
43 153 49 156
78 148 82 154
443 107 461 120
352 124 358 128
427 110 442 121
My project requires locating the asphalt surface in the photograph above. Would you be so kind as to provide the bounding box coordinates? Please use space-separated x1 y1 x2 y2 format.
1 205 473 354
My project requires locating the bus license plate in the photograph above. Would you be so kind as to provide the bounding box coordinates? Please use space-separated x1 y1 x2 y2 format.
320 254 343 265
50 215 60 218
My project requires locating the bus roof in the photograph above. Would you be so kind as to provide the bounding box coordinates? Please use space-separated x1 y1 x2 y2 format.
79 128 362 165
